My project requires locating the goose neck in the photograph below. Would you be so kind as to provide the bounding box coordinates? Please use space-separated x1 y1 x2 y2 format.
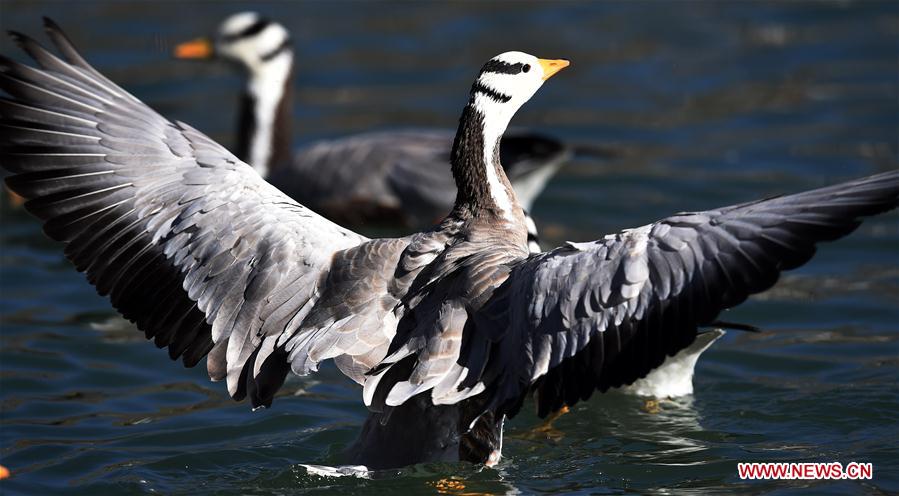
236 53 294 178
450 102 521 226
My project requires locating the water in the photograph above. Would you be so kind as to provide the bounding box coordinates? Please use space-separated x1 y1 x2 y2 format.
1 1 897 494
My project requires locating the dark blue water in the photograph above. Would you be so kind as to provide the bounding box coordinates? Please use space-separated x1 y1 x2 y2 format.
1 1 897 494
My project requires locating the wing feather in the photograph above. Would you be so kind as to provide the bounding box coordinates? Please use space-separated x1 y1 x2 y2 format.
0 21 380 409
469 171 899 417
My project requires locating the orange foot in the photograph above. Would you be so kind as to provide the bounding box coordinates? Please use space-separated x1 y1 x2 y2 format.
432 477 466 494
511 405 570 442
536 405 570 432
641 399 661 414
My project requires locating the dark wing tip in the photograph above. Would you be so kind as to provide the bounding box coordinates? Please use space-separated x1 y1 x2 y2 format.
3 176 19 195
42 17 65 38
37 17 91 69
5 29 48 61
7 30 28 44
0 52 15 69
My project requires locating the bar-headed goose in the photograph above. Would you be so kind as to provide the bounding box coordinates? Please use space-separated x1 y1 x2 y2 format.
174 11 570 240
2 20 897 470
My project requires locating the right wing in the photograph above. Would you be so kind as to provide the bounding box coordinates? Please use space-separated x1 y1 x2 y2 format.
476 171 899 418
0 19 373 408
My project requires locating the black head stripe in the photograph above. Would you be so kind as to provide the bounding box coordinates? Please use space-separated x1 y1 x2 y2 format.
480 59 526 76
222 17 272 42
471 81 512 103
261 37 293 61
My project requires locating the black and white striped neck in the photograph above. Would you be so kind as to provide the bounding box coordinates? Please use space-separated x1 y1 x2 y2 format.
449 97 523 228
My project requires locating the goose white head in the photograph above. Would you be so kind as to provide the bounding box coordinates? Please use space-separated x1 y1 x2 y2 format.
470 51 569 136
175 12 293 76
215 12 292 75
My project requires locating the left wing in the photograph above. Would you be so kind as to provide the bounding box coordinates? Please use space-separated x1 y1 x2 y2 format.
0 19 401 410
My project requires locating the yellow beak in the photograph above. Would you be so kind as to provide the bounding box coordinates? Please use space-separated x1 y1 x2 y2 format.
174 37 214 59
538 58 570 80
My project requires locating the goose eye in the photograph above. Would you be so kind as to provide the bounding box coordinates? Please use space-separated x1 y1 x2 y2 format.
522 64 530 73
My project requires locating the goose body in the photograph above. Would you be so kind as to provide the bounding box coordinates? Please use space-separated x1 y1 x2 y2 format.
176 12 571 232
175 13 775 401
2 20 898 469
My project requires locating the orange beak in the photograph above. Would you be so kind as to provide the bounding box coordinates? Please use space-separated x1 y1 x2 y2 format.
538 58 570 80
174 37 214 59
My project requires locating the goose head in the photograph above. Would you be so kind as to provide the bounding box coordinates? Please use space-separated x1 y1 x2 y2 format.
175 12 293 77
469 51 569 134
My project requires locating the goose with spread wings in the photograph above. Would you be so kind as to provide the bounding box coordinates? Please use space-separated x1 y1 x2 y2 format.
1 20 897 470
174 12 697 399
174 11 571 244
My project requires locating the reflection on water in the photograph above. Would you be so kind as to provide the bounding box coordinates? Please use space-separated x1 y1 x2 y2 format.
604 396 711 466
1 1 898 495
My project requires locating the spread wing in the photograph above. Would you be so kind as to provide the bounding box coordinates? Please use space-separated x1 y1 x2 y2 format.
0 20 370 408
473 171 899 417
